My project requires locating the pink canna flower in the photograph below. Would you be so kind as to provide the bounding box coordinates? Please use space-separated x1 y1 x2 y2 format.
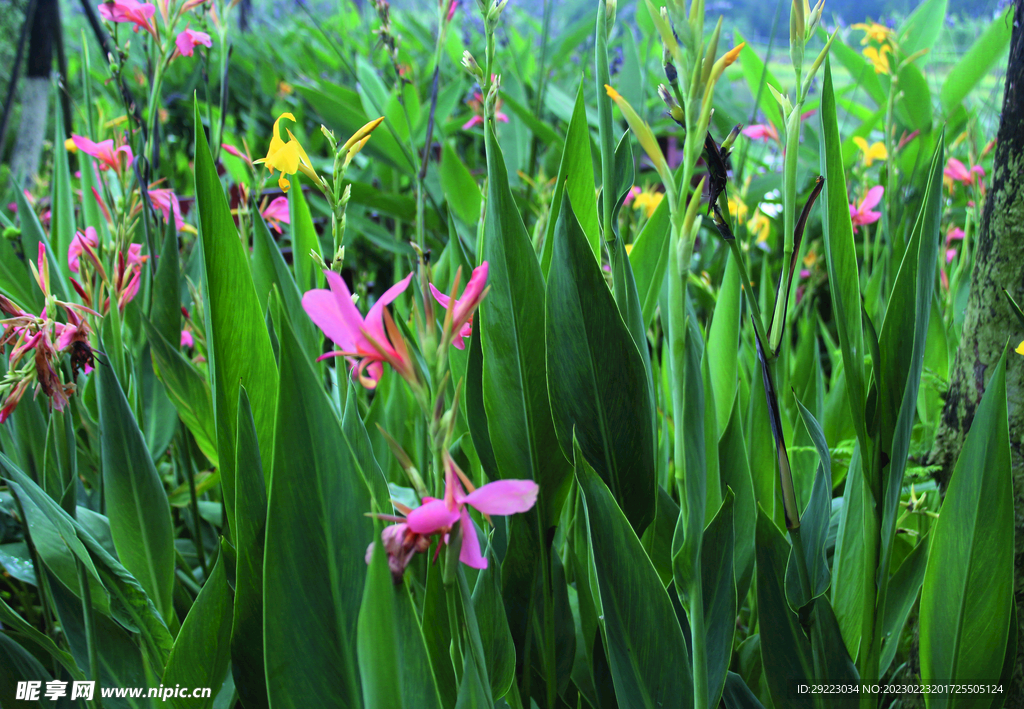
68 227 99 274
97 0 157 37
462 93 509 130
71 135 133 173
148 188 184 231
261 196 290 233
428 262 489 350
406 453 539 569
946 248 958 264
181 329 194 348
622 186 641 206
742 123 779 143
849 185 884 231
175 28 212 57
302 271 418 389
946 226 965 246
943 158 984 186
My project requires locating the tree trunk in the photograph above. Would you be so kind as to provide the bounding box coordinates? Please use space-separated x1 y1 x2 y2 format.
930 0 1024 701
8 0 58 186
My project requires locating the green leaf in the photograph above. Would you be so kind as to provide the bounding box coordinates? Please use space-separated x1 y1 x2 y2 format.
480 124 570 526
575 437 693 709
51 106 76 283
342 379 391 513
819 58 867 451
441 142 482 225
97 360 175 622
786 401 832 609
702 490 736 709
472 550 516 699
707 253 741 434
262 300 371 709
289 178 323 293
626 185 670 327
830 443 879 662
719 393 757 601
163 548 233 709
0 235 41 312
546 191 655 535
940 6 1013 113
897 0 948 62
722 671 766 709
0 633 59 709
144 319 218 467
920 350 1014 699
755 506 815 709
0 591 84 680
541 79 600 273
423 554 458 709
894 62 933 133
194 99 279 526
231 387 270 709
150 220 182 367
880 534 929 676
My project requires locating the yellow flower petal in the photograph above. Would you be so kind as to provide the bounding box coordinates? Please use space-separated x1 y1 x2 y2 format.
1016 340 1024 356
278 175 291 193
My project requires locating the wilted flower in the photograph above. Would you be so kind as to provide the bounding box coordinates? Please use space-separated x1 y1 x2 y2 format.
302 271 418 389
850 185 884 231
365 522 432 583
97 0 157 37
175 28 212 58
853 136 887 167
405 453 539 570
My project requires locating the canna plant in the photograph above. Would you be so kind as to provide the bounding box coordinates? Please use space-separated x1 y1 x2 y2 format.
0 0 1018 707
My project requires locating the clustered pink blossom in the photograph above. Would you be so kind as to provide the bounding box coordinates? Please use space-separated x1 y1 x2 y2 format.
944 158 984 187
261 196 290 234
97 0 157 37
71 135 134 174
175 28 212 57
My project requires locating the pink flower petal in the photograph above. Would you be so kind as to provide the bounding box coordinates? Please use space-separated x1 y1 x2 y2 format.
458 507 487 569
364 271 413 345
463 479 539 516
860 185 884 211
429 283 452 310
181 330 194 348
406 499 460 534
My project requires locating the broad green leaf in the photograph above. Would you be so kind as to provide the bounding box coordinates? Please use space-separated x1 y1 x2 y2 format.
702 490 736 709
480 123 570 525
920 350 1013 701
289 177 323 293
97 358 176 623
880 534 929 675
47 569 153 709
358 532 444 709
541 79 600 274
150 220 181 362
194 99 279 525
0 593 83 680
144 319 218 467
0 235 41 312
546 191 655 535
423 554 458 709
163 549 233 709
626 182 670 327
755 506 815 709
498 90 564 150
575 438 693 709
808 598 860 693
830 444 877 662
0 633 56 709
819 58 867 451
707 253 741 434
722 672 766 709
231 388 270 709
51 107 75 283
897 0 948 62
719 393 756 601
262 301 371 709
894 62 933 132
441 142 482 225
472 550 516 700
940 7 1013 113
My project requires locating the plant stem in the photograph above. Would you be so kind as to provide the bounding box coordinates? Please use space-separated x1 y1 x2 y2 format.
596 0 616 246
76 557 104 709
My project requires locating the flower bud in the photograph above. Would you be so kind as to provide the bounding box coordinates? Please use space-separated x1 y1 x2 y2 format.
461 50 483 79
720 124 742 153
663 48 678 84
605 0 616 26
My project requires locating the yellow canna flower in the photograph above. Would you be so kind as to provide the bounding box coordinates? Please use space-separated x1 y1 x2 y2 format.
803 249 817 267
851 22 892 45
749 210 771 244
254 112 324 193
632 189 664 218
1016 340 1024 356
863 45 891 74
853 136 888 167
65 138 78 153
728 197 748 224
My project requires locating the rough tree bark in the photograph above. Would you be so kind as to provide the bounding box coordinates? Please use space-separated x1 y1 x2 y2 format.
8 0 59 186
930 0 1024 702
